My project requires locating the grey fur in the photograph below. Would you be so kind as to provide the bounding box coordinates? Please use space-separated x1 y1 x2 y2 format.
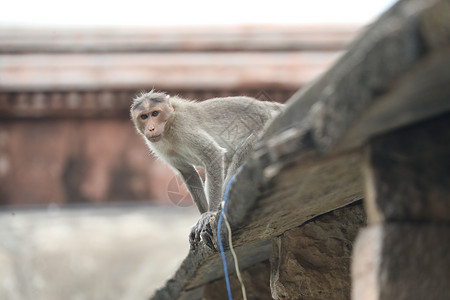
131 91 284 248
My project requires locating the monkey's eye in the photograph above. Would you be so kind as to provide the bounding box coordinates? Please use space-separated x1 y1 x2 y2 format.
151 111 159 117
140 114 148 120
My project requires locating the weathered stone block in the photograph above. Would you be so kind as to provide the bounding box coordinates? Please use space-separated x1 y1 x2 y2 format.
364 114 450 223
270 203 365 300
352 224 450 300
203 261 272 300
420 0 450 49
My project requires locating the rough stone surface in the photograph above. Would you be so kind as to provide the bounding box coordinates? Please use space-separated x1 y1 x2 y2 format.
231 150 364 247
152 239 271 300
270 202 366 300
420 0 450 49
364 113 450 223
203 261 272 300
263 0 436 145
352 224 450 300
0 204 199 300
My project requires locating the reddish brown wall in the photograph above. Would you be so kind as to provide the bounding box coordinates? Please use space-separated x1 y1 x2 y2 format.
0 116 187 206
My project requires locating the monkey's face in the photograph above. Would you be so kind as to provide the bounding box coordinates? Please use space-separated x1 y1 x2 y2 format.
132 97 174 143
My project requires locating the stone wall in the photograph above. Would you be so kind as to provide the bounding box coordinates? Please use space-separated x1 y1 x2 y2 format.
352 114 450 300
150 0 450 299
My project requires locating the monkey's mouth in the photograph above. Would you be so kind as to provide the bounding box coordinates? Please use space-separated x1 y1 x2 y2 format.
148 134 162 142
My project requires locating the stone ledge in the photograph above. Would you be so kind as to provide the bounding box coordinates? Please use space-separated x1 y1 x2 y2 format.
352 224 450 300
152 0 450 298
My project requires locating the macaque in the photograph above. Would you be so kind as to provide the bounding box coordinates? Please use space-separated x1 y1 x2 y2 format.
131 91 283 249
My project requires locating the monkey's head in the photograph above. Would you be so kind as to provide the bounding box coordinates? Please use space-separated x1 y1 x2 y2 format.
131 91 174 143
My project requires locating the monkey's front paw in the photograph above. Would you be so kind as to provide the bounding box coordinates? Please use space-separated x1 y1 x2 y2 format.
189 212 215 251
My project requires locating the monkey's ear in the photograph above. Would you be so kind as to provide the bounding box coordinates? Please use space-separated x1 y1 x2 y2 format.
166 95 174 112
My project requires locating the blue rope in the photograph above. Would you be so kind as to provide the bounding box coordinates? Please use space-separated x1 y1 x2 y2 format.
217 172 239 300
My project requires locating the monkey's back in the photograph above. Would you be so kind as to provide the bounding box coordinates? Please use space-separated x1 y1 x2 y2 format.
197 96 284 151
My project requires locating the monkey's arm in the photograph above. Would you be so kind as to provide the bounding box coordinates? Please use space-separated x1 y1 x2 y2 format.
178 165 208 214
190 132 261 249
224 132 258 185
189 136 226 250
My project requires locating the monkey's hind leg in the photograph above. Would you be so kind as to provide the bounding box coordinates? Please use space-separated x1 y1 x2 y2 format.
224 132 258 187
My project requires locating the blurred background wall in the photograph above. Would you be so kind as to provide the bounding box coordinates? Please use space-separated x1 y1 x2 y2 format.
0 1 398 299
0 25 357 206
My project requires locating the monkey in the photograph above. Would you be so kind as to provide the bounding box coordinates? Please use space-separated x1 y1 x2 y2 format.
130 91 284 249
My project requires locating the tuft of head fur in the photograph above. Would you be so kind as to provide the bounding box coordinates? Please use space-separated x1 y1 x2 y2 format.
131 90 169 112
